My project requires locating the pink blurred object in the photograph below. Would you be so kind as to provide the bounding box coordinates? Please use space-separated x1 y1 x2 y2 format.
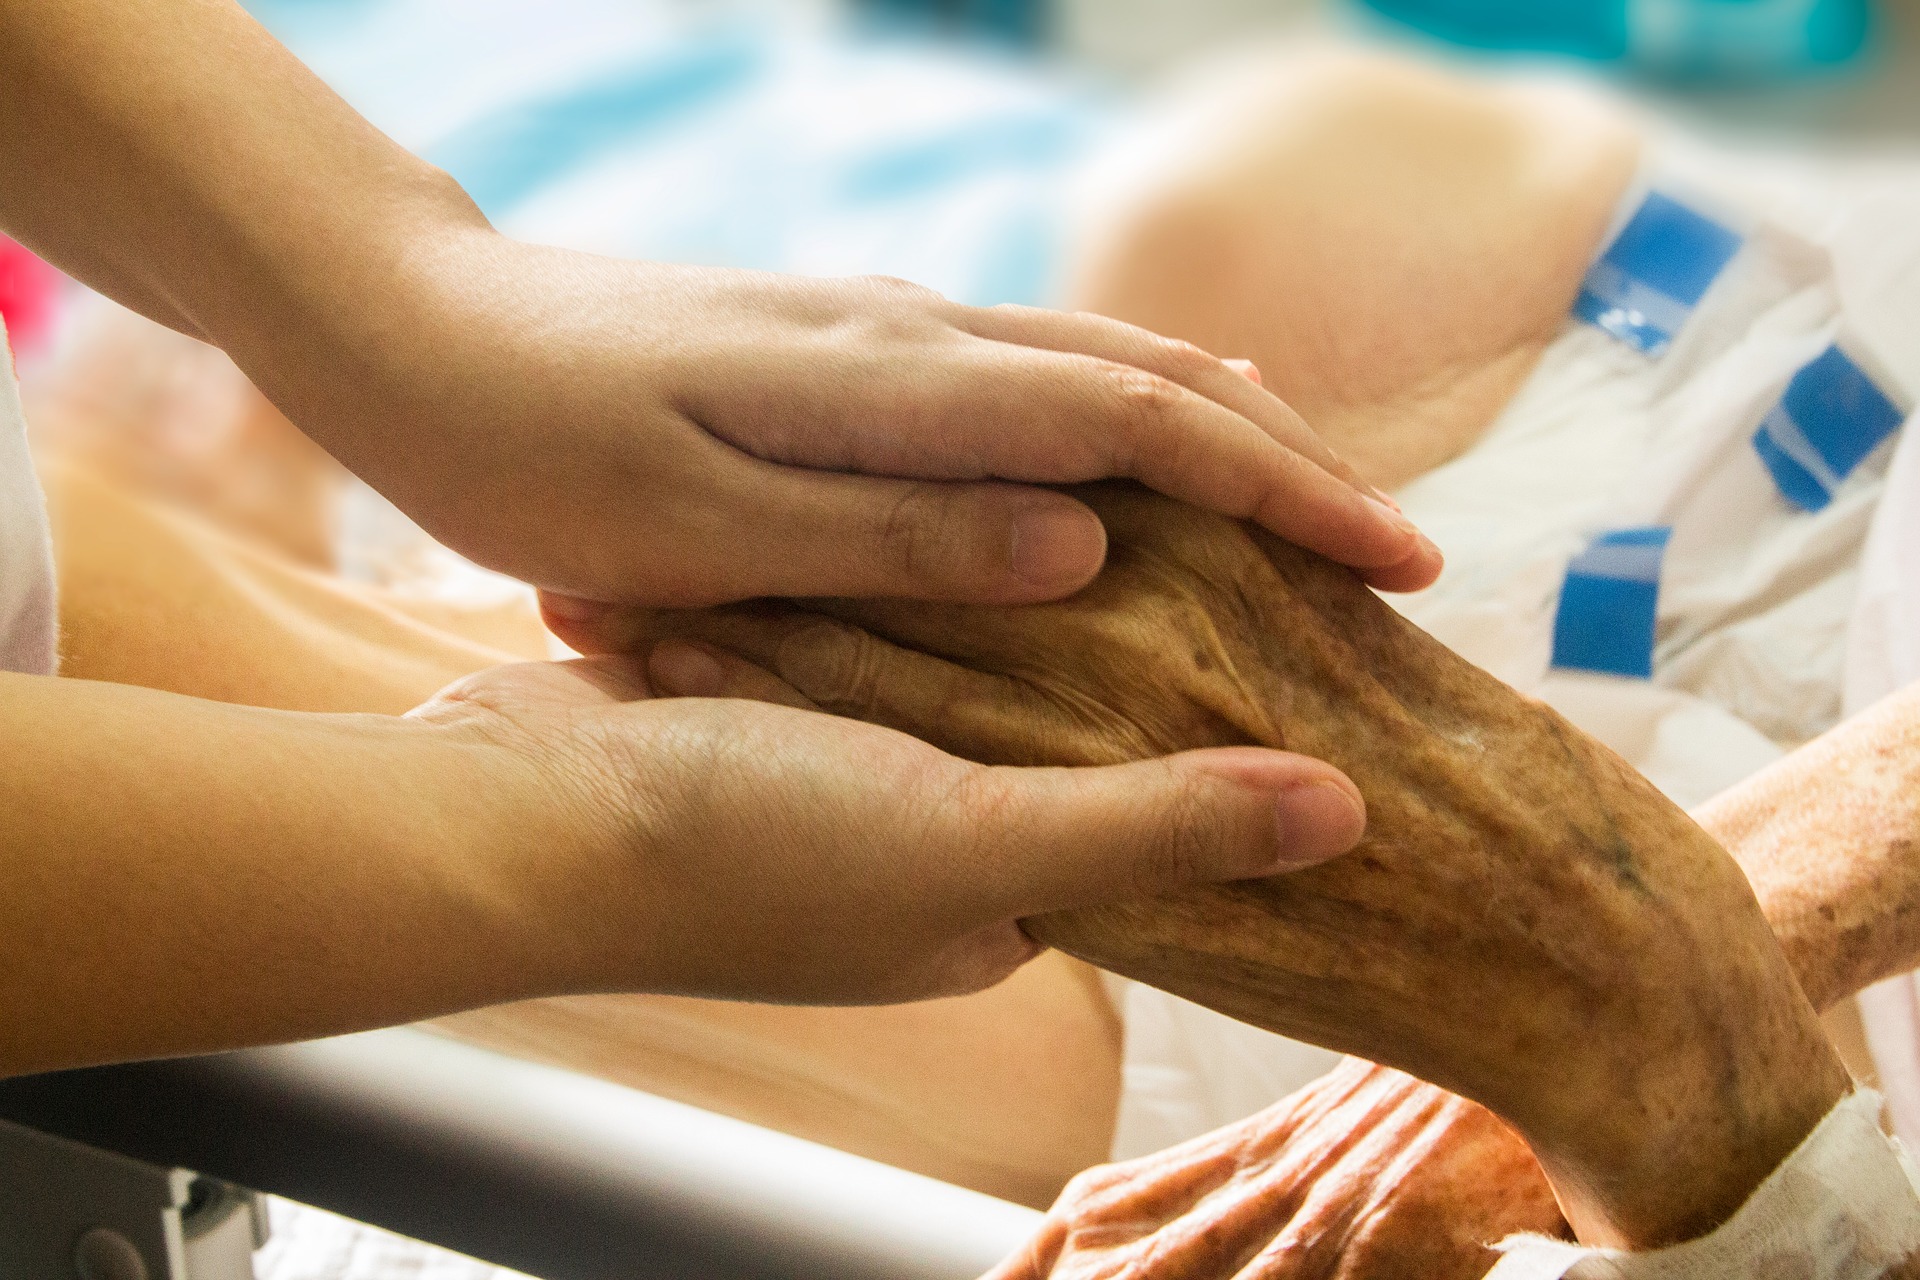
0 235 64 359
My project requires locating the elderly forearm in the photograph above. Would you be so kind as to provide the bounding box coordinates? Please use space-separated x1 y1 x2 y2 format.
0 0 478 366
1695 680 1920 1016
0 672 555 1078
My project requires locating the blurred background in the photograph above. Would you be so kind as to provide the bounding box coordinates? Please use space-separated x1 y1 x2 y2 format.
7 0 1917 363
5 0 1919 593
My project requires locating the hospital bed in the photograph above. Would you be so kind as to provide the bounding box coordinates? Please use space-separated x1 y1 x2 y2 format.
0 1028 1041 1280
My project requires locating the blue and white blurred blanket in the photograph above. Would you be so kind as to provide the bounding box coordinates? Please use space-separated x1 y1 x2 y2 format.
248 0 1106 307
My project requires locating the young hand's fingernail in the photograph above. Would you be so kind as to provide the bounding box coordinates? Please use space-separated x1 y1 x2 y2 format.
542 594 612 623
1223 358 1263 385
1364 494 1424 545
1272 780 1367 870
1369 485 1402 514
1010 504 1108 591
648 641 725 698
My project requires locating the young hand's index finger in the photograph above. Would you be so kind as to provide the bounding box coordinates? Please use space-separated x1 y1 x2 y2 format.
952 305 1441 591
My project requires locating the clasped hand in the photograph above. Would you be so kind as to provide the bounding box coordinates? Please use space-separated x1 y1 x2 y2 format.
274 237 1438 608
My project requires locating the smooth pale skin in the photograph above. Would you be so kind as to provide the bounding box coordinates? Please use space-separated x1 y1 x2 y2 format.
22 34 1888 1246
564 481 1852 1249
2 0 1428 1079
974 681 1920 1280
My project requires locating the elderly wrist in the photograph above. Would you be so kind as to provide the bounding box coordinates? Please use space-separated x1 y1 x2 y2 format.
1530 983 1849 1250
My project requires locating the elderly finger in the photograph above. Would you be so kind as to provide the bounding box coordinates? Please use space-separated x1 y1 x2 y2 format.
770 618 1086 762
646 640 818 709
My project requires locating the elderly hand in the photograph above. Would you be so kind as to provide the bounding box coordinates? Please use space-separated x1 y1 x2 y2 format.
404 654 1367 1005
986 1058 1563 1280
560 482 1847 1247
293 244 1437 610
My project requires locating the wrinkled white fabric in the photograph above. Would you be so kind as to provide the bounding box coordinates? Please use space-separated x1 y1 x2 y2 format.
1848 417 1920 1152
0 316 57 677
1486 1090 1920 1280
257 1198 530 1280
1107 137 1920 1161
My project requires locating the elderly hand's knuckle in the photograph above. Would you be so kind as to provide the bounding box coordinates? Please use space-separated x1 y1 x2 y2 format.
772 621 858 710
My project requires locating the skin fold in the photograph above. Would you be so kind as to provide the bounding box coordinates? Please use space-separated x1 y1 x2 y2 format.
15 39 1616 1206
577 481 1851 1250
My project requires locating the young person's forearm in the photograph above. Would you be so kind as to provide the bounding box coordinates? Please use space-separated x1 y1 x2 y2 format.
1696 680 1920 1015
0 673 554 1078
0 0 476 350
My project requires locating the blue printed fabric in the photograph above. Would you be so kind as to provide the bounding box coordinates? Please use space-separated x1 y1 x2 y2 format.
1573 192 1742 357
239 0 1103 309
1550 527 1674 679
1752 344 1907 512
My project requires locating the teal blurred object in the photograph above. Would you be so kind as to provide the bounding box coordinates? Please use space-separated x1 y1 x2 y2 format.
1359 0 1876 79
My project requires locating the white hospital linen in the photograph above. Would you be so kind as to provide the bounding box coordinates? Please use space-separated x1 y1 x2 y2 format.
1849 415 1920 1148
1486 1090 1920 1280
0 316 57 677
1106 140 1920 1162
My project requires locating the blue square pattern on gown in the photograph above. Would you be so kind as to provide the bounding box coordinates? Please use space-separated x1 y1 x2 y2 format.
1551 526 1674 679
1573 192 1742 358
1752 344 1906 512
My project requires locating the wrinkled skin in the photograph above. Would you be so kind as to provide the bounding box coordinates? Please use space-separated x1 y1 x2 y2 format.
983 1058 1562 1280
973 668 1920 1277
571 483 1848 1249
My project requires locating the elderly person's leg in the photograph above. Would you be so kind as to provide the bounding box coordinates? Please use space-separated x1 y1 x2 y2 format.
1064 48 1639 492
44 459 537 712
41 457 1121 1207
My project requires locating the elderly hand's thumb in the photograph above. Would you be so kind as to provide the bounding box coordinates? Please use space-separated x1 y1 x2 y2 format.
968 748 1366 917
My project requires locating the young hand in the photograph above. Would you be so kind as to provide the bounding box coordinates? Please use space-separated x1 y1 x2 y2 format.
407 654 1369 1005
262 242 1438 608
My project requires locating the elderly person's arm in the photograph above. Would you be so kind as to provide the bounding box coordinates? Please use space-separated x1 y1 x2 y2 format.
967 678 1920 1280
561 481 1893 1254
1705 683 1920 1015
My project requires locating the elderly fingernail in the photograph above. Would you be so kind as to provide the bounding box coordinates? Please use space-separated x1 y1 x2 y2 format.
1010 504 1108 591
649 641 725 698
1369 486 1403 514
1272 780 1367 870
